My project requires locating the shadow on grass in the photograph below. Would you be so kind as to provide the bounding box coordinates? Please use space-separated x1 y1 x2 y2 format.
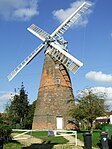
4 139 21 145
22 141 58 149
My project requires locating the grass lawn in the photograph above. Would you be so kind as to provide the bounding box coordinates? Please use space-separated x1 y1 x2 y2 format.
3 140 22 149
92 130 101 147
30 131 48 137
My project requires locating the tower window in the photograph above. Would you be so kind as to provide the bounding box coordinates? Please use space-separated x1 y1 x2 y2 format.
56 78 60 85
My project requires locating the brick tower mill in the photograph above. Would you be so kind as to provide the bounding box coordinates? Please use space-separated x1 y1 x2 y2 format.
7 1 92 130
32 46 75 130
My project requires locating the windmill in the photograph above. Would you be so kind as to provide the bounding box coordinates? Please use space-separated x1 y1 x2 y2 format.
8 1 92 129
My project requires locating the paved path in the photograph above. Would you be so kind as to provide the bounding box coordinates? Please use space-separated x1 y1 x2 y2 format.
62 135 84 148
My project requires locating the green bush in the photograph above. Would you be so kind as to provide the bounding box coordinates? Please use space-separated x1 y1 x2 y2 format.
0 124 12 140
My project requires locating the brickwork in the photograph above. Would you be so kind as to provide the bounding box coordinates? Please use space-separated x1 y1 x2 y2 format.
32 54 75 129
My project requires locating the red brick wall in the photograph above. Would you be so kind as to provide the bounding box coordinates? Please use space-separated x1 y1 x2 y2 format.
32 54 75 129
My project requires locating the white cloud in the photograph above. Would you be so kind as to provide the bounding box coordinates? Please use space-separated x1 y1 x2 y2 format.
91 87 112 109
0 0 39 21
0 91 11 112
0 92 12 100
0 91 16 112
85 71 112 83
52 0 92 27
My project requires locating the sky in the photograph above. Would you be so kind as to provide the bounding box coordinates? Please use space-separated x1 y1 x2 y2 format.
0 0 112 112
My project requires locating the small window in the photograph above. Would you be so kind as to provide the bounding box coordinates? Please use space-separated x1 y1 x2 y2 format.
56 78 60 85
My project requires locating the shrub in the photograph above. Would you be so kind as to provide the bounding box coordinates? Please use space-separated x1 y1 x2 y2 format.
0 124 12 140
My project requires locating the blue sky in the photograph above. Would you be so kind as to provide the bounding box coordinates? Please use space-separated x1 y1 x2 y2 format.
0 0 112 112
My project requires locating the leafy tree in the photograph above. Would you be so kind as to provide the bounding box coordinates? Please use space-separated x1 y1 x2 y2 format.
70 88 108 130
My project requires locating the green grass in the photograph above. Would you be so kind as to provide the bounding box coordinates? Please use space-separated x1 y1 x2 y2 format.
92 131 100 147
3 141 22 149
31 131 48 137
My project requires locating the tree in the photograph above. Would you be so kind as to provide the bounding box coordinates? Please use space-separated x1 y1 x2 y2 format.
23 100 36 129
0 113 12 140
70 88 108 130
7 82 29 128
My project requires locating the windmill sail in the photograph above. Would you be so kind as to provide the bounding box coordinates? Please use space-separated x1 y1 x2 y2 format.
27 2 92 43
27 24 50 41
50 2 92 41
8 43 46 81
8 1 92 81
46 42 83 74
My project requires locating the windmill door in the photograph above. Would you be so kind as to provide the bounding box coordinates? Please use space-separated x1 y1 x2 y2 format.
56 116 63 129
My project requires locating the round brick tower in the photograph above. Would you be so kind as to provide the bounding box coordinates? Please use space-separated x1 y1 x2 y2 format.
32 52 75 129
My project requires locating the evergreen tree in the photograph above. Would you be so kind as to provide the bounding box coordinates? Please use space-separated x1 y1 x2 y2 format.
7 82 29 128
23 100 36 129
